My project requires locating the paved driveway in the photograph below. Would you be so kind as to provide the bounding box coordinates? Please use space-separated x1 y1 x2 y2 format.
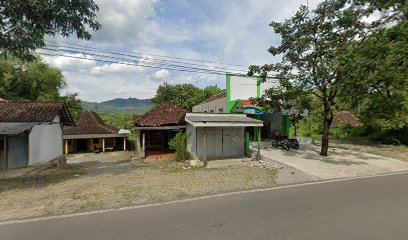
251 142 408 180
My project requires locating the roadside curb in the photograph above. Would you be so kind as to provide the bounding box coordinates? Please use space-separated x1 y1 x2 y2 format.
1 170 408 226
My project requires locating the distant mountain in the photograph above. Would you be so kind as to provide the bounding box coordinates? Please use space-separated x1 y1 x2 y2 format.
100 98 152 108
81 98 153 114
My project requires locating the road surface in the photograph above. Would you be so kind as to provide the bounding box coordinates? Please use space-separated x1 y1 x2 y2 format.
1 173 408 240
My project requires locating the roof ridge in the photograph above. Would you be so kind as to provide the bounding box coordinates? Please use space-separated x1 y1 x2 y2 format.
89 111 118 133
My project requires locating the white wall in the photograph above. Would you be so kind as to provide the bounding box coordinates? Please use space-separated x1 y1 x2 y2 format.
192 97 227 113
230 76 258 101
28 116 63 165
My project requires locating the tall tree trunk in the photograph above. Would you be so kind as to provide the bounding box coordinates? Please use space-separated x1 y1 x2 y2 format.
320 101 333 156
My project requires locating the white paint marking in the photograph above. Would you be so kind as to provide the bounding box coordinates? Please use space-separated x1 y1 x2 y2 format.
1 170 408 226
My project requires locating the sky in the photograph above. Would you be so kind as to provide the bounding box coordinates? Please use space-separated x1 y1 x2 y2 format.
42 0 322 102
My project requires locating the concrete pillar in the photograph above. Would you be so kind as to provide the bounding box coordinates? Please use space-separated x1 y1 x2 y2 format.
257 127 261 161
142 134 145 153
64 140 69 154
102 138 105 152
203 127 207 166
123 138 126 151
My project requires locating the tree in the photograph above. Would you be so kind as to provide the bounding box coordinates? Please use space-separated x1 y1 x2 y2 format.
251 79 312 137
203 85 223 99
0 0 101 60
152 83 223 110
248 0 371 156
0 56 84 120
339 1 408 130
0 56 65 100
60 93 84 122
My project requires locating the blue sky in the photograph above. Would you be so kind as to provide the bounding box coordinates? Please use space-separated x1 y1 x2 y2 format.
42 0 321 102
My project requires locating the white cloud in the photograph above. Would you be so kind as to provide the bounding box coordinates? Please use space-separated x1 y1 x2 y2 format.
92 0 159 44
154 69 169 80
43 53 96 69
90 63 145 75
43 0 326 102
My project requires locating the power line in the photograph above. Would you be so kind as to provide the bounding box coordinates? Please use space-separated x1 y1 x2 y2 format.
45 42 248 74
39 51 235 76
45 39 249 68
57 65 221 84
43 45 248 75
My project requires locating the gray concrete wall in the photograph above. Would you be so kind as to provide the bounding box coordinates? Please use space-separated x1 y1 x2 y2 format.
192 97 227 113
189 127 245 161
29 116 63 165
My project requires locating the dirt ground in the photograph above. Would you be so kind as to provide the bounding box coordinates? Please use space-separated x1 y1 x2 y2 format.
327 139 408 162
0 152 277 221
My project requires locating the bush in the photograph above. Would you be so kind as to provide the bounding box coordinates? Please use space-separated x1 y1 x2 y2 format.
168 132 191 161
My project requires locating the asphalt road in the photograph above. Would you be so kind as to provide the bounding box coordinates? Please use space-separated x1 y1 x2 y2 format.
2 173 408 240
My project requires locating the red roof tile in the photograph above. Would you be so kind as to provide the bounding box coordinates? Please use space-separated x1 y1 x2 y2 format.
0 101 74 126
332 111 360 127
134 101 188 127
64 111 119 135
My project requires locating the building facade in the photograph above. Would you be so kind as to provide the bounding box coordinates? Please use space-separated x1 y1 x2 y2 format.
0 101 74 170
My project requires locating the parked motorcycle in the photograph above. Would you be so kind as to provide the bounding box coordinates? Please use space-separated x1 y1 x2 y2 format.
271 131 299 151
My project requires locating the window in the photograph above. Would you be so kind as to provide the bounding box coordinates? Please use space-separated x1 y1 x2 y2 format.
93 138 100 144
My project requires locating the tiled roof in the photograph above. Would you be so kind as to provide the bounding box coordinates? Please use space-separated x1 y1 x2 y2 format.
332 111 360 127
199 92 226 105
0 101 74 126
134 101 188 127
64 111 119 135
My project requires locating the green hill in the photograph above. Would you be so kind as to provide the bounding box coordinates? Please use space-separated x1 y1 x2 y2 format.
81 98 153 114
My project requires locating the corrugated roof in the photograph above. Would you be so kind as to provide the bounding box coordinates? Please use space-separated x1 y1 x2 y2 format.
64 111 120 135
134 101 188 127
0 101 74 126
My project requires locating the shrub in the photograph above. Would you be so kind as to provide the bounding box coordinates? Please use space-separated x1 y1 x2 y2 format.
168 132 191 161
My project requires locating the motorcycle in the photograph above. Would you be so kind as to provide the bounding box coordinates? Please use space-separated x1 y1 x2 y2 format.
271 131 299 151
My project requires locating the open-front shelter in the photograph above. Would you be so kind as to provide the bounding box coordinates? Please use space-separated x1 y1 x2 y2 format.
134 101 188 157
63 111 130 153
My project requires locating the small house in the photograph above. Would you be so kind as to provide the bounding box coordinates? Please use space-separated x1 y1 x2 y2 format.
63 111 130 153
134 101 188 157
0 101 74 170
332 111 360 127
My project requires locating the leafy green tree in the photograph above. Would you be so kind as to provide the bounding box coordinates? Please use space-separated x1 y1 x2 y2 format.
203 85 223 99
0 56 65 100
0 56 84 120
100 113 135 130
60 93 84 122
248 0 372 156
339 2 408 130
0 0 101 60
152 82 223 110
